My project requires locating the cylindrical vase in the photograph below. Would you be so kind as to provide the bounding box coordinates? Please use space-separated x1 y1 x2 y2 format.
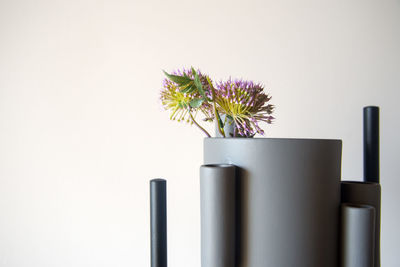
363 106 380 183
204 138 342 267
150 179 167 267
341 181 381 267
340 203 375 267
200 164 237 267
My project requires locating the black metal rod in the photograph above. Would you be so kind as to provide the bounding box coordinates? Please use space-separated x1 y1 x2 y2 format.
363 106 380 183
150 179 167 267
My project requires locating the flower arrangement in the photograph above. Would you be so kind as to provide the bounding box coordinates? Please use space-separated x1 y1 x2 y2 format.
160 67 274 137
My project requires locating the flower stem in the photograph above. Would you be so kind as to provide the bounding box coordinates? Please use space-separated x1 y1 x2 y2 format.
207 77 225 137
189 109 211 137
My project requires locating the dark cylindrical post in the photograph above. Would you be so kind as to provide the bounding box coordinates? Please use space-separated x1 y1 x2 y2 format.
341 204 375 267
363 106 379 183
150 179 167 267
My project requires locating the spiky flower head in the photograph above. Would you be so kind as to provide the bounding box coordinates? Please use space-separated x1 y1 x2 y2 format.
160 68 213 123
215 78 274 136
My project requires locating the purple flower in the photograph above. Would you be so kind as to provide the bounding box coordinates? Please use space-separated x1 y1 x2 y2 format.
215 78 274 137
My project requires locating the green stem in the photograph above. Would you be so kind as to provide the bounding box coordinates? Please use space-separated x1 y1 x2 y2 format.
189 109 211 137
207 77 225 137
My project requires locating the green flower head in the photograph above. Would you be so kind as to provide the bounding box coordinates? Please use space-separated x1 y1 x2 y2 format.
160 68 213 123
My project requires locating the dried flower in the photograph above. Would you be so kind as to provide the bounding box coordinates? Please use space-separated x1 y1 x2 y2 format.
215 78 274 137
160 68 275 137
160 68 213 122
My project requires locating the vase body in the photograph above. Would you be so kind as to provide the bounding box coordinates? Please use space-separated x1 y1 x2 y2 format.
203 138 342 267
341 181 381 267
340 204 375 267
150 179 167 267
200 164 238 267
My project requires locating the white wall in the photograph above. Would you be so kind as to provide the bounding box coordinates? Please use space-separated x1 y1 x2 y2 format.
0 0 399 266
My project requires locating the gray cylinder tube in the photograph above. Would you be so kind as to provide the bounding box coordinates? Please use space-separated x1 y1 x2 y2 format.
200 164 237 267
341 204 375 267
341 181 381 267
204 138 342 267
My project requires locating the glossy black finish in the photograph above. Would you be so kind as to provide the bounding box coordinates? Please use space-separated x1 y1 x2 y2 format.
150 179 167 267
363 106 380 183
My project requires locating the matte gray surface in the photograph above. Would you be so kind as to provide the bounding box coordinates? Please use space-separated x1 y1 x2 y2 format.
341 181 381 267
204 138 342 267
200 164 237 267
341 204 375 267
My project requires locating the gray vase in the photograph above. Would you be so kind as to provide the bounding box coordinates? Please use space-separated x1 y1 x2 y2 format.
340 203 375 267
341 181 381 267
200 164 238 267
204 137 342 267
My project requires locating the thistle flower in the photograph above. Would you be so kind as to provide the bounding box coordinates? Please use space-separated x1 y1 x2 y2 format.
160 79 191 122
160 68 275 137
160 68 213 123
215 78 274 137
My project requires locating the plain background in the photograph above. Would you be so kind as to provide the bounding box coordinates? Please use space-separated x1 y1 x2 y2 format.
0 0 399 266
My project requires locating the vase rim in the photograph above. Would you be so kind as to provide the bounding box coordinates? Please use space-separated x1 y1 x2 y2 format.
201 164 235 168
341 181 380 186
205 137 342 142
341 203 376 210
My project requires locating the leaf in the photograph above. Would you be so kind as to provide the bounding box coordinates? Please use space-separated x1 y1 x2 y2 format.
205 76 214 101
181 82 196 94
215 109 224 129
163 70 192 86
206 76 213 87
192 67 206 98
203 117 214 122
189 98 205 108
